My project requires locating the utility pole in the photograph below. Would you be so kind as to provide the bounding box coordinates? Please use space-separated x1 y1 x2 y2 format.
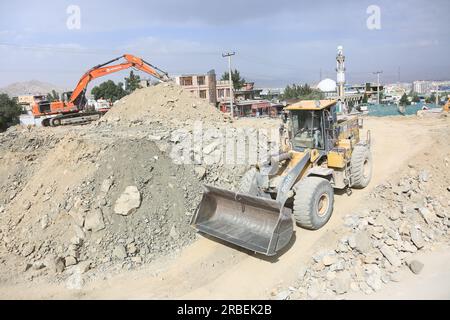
373 71 383 105
222 52 236 119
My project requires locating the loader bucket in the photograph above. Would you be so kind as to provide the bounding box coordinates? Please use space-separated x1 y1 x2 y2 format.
191 185 293 256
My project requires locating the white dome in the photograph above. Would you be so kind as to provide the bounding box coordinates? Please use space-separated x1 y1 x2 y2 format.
317 78 337 92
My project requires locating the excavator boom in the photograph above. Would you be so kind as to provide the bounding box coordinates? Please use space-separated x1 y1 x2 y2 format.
69 54 170 106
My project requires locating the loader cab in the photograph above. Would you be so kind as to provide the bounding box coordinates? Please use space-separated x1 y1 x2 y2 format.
285 100 337 152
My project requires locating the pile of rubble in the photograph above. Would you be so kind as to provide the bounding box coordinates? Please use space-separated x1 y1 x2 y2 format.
0 83 281 287
101 81 227 128
276 151 450 300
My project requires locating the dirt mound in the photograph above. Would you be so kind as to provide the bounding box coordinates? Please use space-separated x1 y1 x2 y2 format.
102 82 226 128
0 130 205 285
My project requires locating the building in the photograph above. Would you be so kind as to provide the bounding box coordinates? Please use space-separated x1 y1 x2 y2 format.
258 88 284 101
174 70 231 105
234 82 263 101
413 80 432 94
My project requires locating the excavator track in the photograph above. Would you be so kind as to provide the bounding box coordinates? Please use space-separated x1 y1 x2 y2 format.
42 112 103 127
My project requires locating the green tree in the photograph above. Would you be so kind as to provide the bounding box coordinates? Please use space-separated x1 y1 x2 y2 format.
411 93 420 103
425 93 436 104
0 94 22 131
46 90 60 102
399 93 410 106
125 70 141 94
221 69 246 89
91 80 127 102
362 93 368 103
282 83 324 100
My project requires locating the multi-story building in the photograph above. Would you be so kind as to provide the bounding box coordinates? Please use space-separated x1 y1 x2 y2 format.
413 80 432 94
174 70 231 105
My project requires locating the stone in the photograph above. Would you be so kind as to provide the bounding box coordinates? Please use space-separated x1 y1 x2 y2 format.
73 225 85 240
55 257 65 273
419 170 429 182
114 186 141 216
401 241 417 253
322 254 338 266
84 209 105 232
131 256 142 263
350 282 360 292
275 290 291 300
366 274 382 291
363 252 380 264
348 235 356 249
127 243 138 255
23 201 31 210
0 206 4 214
379 245 402 267
100 178 114 194
21 244 35 257
113 245 127 260
169 225 179 240
307 284 320 299
66 273 84 290
326 271 337 281
354 232 372 254
389 211 400 221
68 211 85 227
32 261 45 270
410 227 424 249
330 271 351 295
408 260 424 274
194 166 207 180
76 261 91 274
418 207 435 225
65 256 77 267
40 214 49 229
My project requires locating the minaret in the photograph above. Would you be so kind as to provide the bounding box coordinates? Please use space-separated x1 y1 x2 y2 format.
336 46 345 100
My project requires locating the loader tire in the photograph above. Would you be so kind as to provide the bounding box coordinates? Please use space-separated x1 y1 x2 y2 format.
293 177 334 230
350 145 372 189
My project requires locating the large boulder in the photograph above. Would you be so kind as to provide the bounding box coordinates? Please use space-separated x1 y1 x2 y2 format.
114 186 141 216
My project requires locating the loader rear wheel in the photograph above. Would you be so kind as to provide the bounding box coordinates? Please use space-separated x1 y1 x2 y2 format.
293 177 334 230
350 145 372 189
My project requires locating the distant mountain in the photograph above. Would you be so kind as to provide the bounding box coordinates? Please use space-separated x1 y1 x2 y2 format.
0 80 65 97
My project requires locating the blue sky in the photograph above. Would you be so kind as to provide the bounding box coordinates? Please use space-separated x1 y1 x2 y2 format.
0 0 449 88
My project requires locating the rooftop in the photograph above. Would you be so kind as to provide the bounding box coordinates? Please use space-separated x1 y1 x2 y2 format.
285 99 336 111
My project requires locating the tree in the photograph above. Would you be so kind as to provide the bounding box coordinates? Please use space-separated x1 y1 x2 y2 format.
399 93 410 106
411 93 420 103
425 93 435 104
46 90 60 102
125 70 141 94
221 69 246 89
362 93 368 103
91 80 127 102
282 83 324 100
0 94 22 131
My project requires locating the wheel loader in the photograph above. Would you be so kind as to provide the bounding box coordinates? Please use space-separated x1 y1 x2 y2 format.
191 100 372 256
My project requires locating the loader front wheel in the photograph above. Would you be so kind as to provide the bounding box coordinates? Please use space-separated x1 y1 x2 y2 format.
350 145 372 189
293 177 334 230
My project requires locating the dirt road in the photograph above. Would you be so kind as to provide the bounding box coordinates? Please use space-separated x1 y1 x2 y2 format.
1 115 448 299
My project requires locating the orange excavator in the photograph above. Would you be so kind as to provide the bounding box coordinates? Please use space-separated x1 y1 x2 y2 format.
32 54 170 126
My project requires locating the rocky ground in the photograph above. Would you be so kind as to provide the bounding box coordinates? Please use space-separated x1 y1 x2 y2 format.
272 119 450 300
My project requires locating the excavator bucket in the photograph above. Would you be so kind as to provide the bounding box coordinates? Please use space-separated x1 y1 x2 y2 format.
191 185 293 256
